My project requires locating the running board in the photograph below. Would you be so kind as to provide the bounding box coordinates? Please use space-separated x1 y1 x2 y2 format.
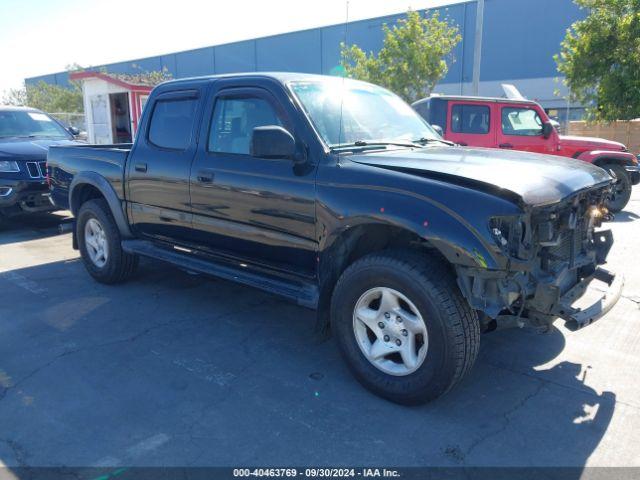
121 240 318 309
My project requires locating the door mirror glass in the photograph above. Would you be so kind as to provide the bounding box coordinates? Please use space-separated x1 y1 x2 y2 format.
542 121 553 139
67 126 80 136
251 125 295 159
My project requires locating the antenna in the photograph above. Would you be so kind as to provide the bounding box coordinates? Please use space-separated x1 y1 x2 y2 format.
337 0 349 149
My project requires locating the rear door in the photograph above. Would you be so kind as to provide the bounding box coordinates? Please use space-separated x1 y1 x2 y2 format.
126 85 205 243
497 103 554 154
188 83 318 278
446 101 496 147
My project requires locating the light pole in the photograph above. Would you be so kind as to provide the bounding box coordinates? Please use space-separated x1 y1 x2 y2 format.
471 0 485 96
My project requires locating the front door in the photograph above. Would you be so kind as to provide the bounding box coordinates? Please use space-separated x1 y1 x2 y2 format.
497 104 554 154
126 87 204 243
189 86 317 278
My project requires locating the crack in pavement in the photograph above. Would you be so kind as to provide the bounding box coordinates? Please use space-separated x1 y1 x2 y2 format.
0 300 272 405
464 380 547 461
621 294 640 306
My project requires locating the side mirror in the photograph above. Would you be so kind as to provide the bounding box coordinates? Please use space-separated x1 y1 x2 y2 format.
251 125 296 159
431 124 444 137
68 126 80 136
542 122 553 139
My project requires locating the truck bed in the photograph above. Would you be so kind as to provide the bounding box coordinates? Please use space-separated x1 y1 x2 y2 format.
48 144 132 210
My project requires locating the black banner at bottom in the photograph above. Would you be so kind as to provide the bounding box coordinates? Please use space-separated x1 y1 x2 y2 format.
1 467 639 480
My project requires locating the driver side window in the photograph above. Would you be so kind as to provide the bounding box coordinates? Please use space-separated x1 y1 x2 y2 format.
208 96 283 154
501 107 543 136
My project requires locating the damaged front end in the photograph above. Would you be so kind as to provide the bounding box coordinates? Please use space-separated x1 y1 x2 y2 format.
456 184 624 332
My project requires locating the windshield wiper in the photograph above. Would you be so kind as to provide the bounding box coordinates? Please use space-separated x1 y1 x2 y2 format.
413 137 455 146
330 140 418 152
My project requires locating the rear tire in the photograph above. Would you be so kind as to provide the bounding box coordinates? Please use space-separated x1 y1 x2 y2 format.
604 164 632 213
77 199 138 284
331 250 480 405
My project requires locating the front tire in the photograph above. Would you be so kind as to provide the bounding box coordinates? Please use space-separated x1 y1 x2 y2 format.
77 199 138 284
331 250 480 405
604 164 632 213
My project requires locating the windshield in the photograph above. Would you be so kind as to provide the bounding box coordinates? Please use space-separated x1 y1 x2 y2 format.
289 79 439 148
0 110 71 139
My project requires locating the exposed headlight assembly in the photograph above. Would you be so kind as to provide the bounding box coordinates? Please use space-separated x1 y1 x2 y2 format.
0 160 20 172
488 215 527 258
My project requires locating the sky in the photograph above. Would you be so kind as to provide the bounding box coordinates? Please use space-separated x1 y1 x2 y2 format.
0 0 464 95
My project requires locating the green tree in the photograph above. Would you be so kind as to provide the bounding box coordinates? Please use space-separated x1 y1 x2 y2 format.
99 64 173 87
341 10 461 103
2 63 172 113
2 81 83 113
555 0 640 122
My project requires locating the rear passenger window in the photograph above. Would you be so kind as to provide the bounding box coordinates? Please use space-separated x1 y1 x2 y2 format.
451 104 490 134
208 97 283 154
148 98 198 150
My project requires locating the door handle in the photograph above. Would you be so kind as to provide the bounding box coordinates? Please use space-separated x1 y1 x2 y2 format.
499 143 514 149
135 162 147 172
197 169 215 183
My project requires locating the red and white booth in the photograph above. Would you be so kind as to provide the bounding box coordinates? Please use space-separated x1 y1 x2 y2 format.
70 71 152 144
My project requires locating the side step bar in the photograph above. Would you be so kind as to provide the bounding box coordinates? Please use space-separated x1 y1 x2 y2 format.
122 240 319 309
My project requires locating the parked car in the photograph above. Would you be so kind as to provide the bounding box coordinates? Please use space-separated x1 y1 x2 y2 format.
0 106 80 222
412 94 640 212
48 74 622 404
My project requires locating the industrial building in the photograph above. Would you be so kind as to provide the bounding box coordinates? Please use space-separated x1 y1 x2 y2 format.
26 0 586 133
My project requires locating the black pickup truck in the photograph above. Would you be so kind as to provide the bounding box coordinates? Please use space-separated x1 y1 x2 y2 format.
48 73 623 404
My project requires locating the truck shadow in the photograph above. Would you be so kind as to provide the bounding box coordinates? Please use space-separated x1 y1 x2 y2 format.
0 258 616 471
0 211 72 246
612 210 639 222
453 327 617 470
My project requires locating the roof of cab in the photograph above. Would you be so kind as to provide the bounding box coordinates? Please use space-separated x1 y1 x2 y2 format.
156 72 355 87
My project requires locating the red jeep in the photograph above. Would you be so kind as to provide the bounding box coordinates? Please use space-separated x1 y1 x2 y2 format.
412 94 640 212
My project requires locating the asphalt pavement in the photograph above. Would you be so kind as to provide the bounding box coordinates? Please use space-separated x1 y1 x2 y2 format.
0 191 639 471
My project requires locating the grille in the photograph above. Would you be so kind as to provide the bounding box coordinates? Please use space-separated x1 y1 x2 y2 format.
26 162 40 177
545 230 584 270
25 161 46 178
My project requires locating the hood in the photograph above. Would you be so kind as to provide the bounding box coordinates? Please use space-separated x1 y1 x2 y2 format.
0 138 78 161
349 145 612 207
559 135 626 151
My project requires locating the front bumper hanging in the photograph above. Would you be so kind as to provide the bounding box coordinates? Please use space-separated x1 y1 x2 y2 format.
554 267 624 331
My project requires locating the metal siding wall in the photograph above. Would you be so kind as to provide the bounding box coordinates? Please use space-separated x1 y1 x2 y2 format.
434 3 473 85
54 72 71 88
256 30 322 72
480 0 586 81
25 0 586 91
161 55 178 76
214 40 256 73
25 73 57 86
321 14 396 75
175 47 215 77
